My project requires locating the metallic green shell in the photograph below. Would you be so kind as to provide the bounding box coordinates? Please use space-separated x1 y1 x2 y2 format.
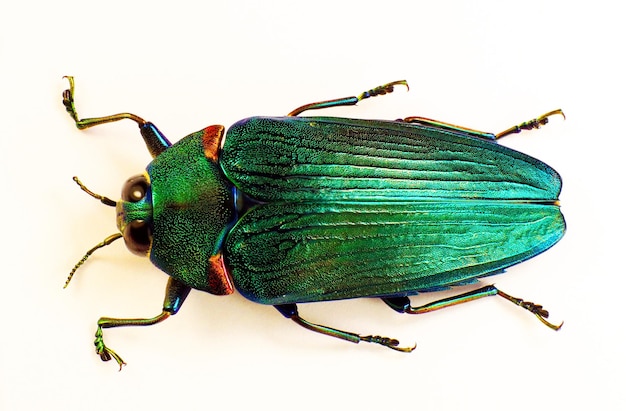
147 130 235 292
225 202 564 304
221 117 561 202
220 117 565 305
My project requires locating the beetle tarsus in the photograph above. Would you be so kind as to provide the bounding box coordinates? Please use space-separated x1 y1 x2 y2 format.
357 80 409 101
62 76 81 125
496 109 565 139
360 335 416 353
496 289 563 331
94 326 126 371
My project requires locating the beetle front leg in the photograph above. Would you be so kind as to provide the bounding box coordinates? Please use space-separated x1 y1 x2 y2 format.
93 278 191 370
62 76 171 157
95 312 170 369
274 304 415 353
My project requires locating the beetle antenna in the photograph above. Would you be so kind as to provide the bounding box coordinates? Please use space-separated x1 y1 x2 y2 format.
64 233 123 288
73 176 117 207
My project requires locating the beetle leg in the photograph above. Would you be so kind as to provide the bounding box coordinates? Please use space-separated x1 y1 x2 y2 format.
382 285 563 331
381 296 413 313
403 109 565 141
94 312 169 370
93 278 191 370
274 304 415 353
62 76 171 157
495 109 565 139
402 116 496 141
287 80 408 116
495 288 564 330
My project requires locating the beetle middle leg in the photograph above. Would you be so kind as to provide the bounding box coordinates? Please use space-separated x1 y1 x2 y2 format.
93 277 191 370
274 304 415 352
287 80 408 116
62 76 171 157
382 285 563 330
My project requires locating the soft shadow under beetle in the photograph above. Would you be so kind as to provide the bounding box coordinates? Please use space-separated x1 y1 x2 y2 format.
63 77 565 369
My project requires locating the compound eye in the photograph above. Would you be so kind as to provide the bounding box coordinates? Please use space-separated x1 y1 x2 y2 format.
123 220 153 256
122 175 149 203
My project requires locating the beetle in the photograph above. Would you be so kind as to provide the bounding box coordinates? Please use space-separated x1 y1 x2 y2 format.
62 77 565 369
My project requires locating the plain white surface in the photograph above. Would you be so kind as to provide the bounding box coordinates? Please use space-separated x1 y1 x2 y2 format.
1 1 623 410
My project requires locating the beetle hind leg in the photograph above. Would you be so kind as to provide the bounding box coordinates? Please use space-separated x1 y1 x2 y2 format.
382 285 563 330
274 304 415 353
402 109 565 141
495 109 565 139
402 116 496 140
494 288 563 330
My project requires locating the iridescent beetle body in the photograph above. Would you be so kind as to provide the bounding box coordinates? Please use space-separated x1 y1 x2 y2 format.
63 78 565 368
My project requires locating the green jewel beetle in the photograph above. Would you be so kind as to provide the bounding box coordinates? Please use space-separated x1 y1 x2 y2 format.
63 77 565 369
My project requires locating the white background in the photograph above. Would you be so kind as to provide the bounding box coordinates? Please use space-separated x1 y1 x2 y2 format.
1 1 623 410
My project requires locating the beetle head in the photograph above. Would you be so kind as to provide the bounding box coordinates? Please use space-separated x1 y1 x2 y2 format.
64 175 154 288
116 173 154 256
